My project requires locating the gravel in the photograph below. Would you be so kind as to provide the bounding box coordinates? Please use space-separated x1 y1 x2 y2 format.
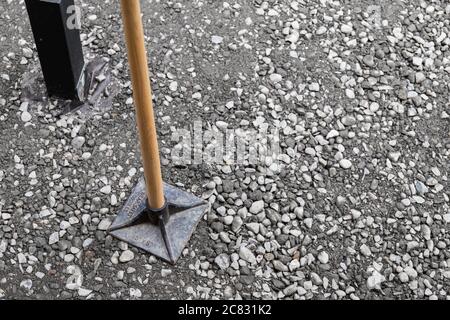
0 0 449 301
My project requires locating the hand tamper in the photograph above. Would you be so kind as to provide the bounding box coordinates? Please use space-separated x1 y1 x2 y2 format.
109 0 209 264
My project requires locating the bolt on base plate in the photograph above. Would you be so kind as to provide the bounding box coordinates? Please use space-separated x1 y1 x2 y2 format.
108 178 210 264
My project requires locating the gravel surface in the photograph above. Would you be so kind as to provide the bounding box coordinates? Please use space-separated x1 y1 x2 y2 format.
0 0 449 300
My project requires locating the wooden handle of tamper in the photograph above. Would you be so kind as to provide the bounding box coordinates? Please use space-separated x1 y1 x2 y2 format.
120 0 165 209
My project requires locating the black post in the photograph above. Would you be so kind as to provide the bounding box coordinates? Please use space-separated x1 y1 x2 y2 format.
25 0 85 100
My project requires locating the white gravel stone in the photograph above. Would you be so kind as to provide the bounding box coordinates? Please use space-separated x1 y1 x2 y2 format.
326 130 339 139
341 24 353 34
308 83 320 92
389 152 401 162
316 26 327 35
71 137 86 149
346 88 355 99
100 185 112 195
360 244 372 257
111 194 118 206
169 81 178 92
161 269 172 277
48 232 59 245
223 216 233 225
239 246 256 264
20 279 32 291
119 250 134 263
246 223 260 234
318 251 329 264
98 219 112 231
367 271 386 290
286 30 300 43
66 266 83 291
398 272 409 283
130 288 142 298
249 200 264 214
289 259 300 271
351 209 362 220
232 216 243 232
339 159 353 169
269 73 283 84
21 111 32 122
404 266 418 279
17 253 27 264
78 288 92 297
215 254 230 270
211 35 223 44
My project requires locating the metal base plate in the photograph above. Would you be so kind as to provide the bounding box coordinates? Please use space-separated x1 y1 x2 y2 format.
109 178 209 264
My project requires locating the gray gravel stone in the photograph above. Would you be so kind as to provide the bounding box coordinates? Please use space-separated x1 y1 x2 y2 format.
71 136 86 149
